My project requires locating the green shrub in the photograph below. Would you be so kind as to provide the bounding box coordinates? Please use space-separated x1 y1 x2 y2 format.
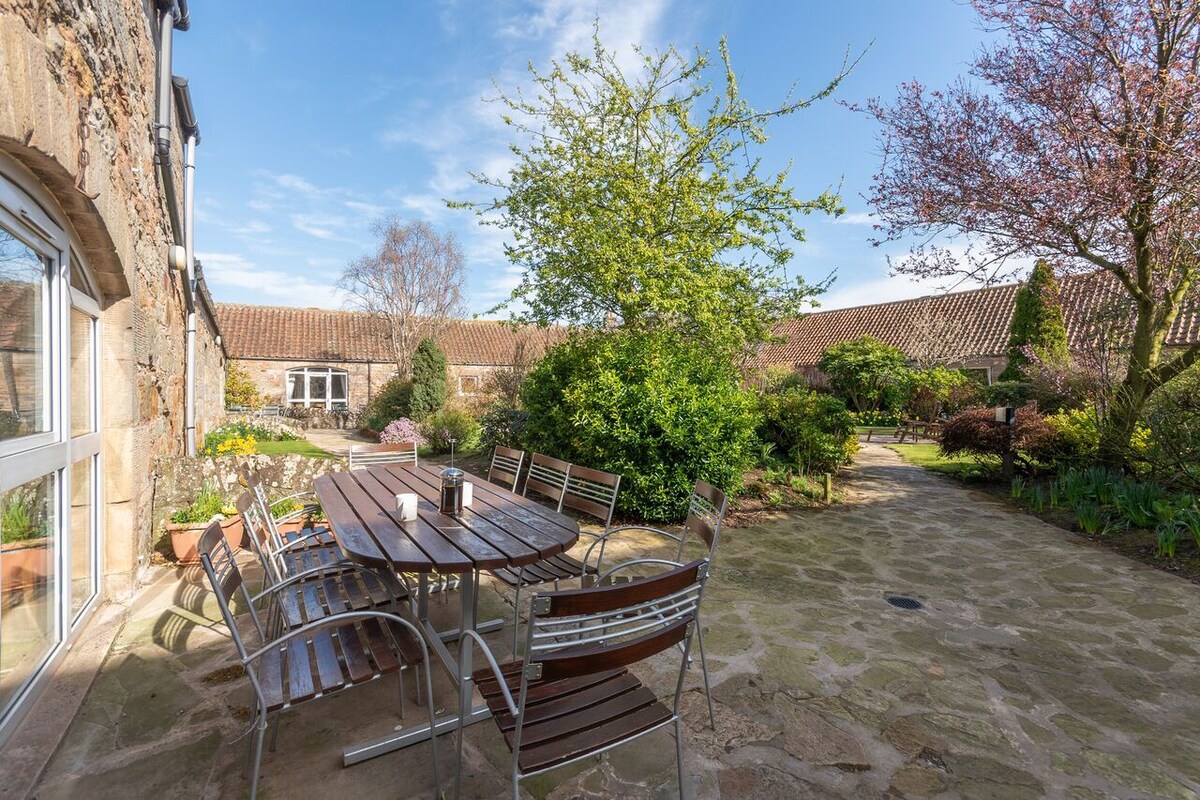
480 407 530 451
224 361 265 409
985 380 1032 408
906 366 983 421
1112 482 1166 529
1142 364 1200 491
421 407 482 454
410 339 448 421
521 330 757 521
360 376 413 433
817 336 913 414
757 388 857 474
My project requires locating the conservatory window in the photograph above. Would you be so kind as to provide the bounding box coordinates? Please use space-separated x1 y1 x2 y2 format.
285 366 349 409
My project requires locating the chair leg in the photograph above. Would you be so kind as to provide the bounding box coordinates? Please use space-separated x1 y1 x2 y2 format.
696 620 716 730
675 717 688 800
250 710 269 799
398 667 406 717
511 576 523 657
268 711 281 752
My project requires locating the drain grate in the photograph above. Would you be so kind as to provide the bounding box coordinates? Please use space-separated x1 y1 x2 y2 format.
886 595 924 611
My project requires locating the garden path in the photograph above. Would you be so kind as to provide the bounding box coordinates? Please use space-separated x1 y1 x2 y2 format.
23 444 1200 799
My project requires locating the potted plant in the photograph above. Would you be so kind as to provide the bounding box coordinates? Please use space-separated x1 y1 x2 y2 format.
1 491 51 596
167 485 242 564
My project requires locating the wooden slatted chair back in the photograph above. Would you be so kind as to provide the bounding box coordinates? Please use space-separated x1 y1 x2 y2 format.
524 559 708 683
522 453 570 510
561 465 620 528
198 520 262 660
683 479 728 554
348 442 418 470
487 446 525 491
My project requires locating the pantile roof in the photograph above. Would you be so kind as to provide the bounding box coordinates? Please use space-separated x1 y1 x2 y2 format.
755 272 1199 369
215 303 563 366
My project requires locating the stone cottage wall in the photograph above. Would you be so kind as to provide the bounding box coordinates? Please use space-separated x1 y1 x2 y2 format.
0 1 222 594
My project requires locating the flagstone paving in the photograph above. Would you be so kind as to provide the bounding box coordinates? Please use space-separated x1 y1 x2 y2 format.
28 443 1200 798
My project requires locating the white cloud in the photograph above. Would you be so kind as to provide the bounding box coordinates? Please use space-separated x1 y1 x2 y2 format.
290 213 341 240
834 211 877 226
227 219 271 236
817 273 948 310
198 251 350 307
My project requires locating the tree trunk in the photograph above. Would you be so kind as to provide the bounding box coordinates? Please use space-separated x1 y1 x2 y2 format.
1098 297 1162 467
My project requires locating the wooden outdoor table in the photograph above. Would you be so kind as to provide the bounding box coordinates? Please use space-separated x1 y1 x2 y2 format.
313 464 580 766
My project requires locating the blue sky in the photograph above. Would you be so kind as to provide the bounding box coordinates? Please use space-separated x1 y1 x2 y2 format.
176 1 987 316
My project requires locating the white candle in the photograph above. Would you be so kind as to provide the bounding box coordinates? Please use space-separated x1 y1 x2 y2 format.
462 482 473 508
395 493 418 521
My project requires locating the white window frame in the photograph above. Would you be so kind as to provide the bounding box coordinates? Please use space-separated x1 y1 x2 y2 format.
285 366 348 410
0 158 103 735
456 374 482 396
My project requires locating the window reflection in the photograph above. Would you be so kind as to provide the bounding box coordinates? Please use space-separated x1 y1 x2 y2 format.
0 229 48 441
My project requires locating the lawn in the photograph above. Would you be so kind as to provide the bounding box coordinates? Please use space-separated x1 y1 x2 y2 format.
886 442 998 480
254 440 334 458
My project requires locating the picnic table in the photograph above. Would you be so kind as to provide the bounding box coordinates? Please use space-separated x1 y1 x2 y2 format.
313 463 580 765
894 419 942 443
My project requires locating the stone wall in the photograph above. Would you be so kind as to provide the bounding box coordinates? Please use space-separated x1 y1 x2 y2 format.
0 2 223 594
150 453 347 552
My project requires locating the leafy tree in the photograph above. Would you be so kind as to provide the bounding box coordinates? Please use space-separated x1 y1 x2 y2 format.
224 361 264 409
817 336 912 414
908 366 981 421
359 376 412 434
409 338 448 420
339 218 465 376
866 0 1200 463
999 260 1069 381
457 31 855 356
521 330 757 520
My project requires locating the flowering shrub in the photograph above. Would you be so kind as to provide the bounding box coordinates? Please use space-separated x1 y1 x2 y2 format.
200 421 298 455
380 417 427 446
421 408 482 454
939 404 1058 468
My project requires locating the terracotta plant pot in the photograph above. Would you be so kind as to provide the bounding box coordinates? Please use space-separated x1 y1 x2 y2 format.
1 538 51 596
168 516 243 564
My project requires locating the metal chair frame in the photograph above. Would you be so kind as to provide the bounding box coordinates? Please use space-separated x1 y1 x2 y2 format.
196 522 440 799
486 446 525 492
349 441 418 470
579 480 728 728
502 461 621 654
456 559 710 800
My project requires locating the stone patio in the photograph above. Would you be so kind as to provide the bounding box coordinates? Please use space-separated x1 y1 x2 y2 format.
23 444 1200 799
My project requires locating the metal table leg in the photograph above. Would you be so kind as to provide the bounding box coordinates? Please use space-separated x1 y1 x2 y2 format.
342 570 496 766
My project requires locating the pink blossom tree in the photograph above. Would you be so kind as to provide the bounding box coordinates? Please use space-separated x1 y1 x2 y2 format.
866 0 1200 463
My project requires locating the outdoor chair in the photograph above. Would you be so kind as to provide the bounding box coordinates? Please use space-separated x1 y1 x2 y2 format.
520 452 570 506
196 521 438 800
238 467 339 573
487 446 526 492
236 492 412 635
491 463 620 653
456 558 711 800
580 480 728 729
348 441 418 470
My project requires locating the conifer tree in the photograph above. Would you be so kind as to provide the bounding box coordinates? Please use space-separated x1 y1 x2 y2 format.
409 338 448 420
999 260 1069 381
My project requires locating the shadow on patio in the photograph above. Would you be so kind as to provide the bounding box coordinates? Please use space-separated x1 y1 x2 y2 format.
30 444 1200 799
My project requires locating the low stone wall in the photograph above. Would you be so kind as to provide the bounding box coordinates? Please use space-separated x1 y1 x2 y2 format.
223 409 355 430
150 453 347 554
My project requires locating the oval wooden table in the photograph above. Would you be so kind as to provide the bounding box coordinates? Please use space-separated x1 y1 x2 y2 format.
313 464 580 765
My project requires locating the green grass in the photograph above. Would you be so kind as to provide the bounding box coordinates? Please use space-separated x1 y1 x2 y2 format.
254 440 334 458
887 443 998 480
854 425 895 436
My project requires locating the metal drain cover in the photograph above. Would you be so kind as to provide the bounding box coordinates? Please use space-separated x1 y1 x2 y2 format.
886 596 924 610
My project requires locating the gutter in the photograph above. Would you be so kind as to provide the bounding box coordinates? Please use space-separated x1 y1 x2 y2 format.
173 76 200 454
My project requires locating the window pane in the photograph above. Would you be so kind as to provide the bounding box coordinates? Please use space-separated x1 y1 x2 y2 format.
331 373 347 400
0 229 48 442
288 373 304 401
70 458 94 619
308 374 327 401
0 472 57 716
70 308 93 436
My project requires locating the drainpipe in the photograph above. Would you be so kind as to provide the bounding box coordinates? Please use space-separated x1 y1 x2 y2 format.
173 76 200 455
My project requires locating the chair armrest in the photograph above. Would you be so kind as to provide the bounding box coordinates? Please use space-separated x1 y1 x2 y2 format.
265 526 329 556
597 557 685 584
581 525 683 577
244 610 427 668
457 629 519 718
